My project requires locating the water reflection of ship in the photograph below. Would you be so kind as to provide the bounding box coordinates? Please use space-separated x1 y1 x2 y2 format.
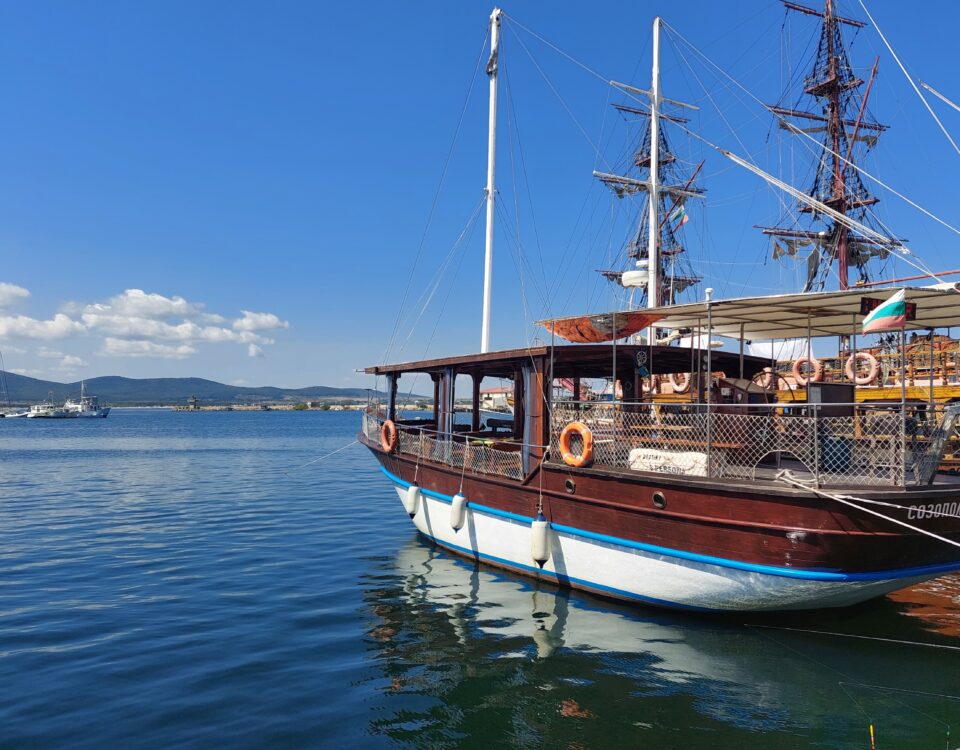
363 539 960 747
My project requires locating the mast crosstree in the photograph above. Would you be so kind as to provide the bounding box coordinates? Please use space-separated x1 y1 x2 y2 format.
760 0 899 292
595 17 705 313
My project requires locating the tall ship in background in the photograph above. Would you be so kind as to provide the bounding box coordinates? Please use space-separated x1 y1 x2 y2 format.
736 2 960 413
595 1 960 471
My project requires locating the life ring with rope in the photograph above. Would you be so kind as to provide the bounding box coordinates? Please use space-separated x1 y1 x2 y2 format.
791 356 824 386
844 352 879 386
380 420 398 453
668 372 691 394
559 422 594 468
753 367 776 389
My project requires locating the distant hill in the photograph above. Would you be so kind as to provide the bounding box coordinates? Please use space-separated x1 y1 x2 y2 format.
0 371 420 406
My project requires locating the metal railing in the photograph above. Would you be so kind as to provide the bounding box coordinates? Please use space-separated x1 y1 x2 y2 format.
549 401 960 488
362 410 525 481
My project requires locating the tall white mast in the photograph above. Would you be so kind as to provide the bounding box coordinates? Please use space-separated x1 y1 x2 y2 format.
480 7 502 354
646 16 661 320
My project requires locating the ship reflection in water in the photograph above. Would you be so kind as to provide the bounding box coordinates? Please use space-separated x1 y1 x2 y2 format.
362 539 960 748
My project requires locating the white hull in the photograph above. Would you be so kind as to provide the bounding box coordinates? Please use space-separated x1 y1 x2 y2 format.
387 479 934 612
71 407 110 418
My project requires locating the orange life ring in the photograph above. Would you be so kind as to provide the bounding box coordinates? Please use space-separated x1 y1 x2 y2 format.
791 356 823 386
380 420 398 453
559 422 594 468
668 372 691 394
844 352 879 386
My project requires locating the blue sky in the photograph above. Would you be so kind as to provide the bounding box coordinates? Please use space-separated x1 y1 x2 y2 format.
1 1 959 388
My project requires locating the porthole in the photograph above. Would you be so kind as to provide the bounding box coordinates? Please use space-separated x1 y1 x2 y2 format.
652 492 666 509
564 478 576 494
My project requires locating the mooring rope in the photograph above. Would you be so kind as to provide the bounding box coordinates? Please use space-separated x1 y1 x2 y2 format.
776 470 960 551
283 440 358 478
750 624 960 652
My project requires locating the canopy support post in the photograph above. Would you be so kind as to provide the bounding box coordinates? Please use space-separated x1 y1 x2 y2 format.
851 312 857 399
929 329 936 418
738 322 745 379
706 288 713 478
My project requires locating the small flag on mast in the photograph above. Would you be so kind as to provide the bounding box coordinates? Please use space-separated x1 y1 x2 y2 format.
669 204 689 228
862 289 907 334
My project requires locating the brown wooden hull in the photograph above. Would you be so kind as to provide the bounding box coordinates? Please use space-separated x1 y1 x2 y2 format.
364 435 960 577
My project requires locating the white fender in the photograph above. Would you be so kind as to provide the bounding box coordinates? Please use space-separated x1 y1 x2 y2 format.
403 485 421 518
450 493 467 531
531 512 550 568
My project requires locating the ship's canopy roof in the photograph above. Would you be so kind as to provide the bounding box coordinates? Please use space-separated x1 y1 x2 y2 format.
539 284 960 342
366 344 765 379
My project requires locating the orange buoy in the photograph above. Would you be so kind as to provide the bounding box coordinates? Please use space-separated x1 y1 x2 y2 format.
559 422 594 468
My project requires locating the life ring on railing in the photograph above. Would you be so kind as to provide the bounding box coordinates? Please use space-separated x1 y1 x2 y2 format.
559 422 594 468
844 352 879 386
668 372 691 394
380 420 398 453
791 356 824 386
753 367 776 389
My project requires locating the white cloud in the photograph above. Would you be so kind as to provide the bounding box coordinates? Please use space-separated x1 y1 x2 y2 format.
234 310 289 332
0 344 26 354
0 313 85 340
86 289 202 319
1 288 288 362
232 378 247 385
60 355 88 368
0 283 29 308
11 367 45 377
101 338 197 359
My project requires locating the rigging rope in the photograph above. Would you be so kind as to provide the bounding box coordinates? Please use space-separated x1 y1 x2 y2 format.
660 19 960 241
857 0 960 159
380 28 490 364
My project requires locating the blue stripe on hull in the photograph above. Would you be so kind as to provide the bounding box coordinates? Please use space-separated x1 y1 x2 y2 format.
379 465 960 583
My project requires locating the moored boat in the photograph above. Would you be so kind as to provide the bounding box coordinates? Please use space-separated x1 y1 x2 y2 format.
362 289 960 611
26 400 75 419
64 382 110 418
361 7 960 611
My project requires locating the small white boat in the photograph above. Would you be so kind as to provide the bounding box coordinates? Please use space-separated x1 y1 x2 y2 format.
64 382 110 418
26 401 75 419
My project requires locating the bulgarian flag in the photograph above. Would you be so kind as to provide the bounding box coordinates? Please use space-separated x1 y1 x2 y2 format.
863 289 907 334
669 204 689 228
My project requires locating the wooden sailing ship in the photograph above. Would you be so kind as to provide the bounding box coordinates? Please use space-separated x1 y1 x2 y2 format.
360 6 960 612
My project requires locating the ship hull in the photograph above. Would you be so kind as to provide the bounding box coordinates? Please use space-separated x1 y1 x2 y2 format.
366 439 960 612
72 408 110 418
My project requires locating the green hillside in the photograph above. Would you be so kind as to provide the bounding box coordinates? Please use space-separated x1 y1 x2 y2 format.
0 371 417 406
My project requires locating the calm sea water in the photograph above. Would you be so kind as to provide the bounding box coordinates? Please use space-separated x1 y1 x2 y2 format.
1 409 958 749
